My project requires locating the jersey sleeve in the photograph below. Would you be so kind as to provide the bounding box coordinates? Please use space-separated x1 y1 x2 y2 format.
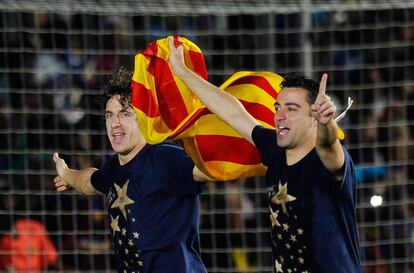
90 155 116 195
251 125 280 166
339 148 357 199
157 143 205 196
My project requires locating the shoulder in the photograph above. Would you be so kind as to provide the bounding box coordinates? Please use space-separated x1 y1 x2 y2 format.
101 154 118 168
154 142 184 151
91 154 118 182
151 142 186 156
143 142 190 166
252 125 276 140
319 146 354 174
252 125 277 149
252 125 280 166
310 146 356 189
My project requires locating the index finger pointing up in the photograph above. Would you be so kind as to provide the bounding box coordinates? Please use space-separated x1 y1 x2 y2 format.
318 73 328 98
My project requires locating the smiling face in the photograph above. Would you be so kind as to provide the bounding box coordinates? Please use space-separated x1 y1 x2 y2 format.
274 87 317 150
105 95 145 160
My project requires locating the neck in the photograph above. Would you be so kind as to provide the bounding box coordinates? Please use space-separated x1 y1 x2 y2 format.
285 138 316 165
118 141 146 165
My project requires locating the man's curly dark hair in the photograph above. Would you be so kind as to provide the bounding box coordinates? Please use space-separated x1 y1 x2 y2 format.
280 73 319 105
98 66 133 110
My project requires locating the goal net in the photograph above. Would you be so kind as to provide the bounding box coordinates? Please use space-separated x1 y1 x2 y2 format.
0 0 413 272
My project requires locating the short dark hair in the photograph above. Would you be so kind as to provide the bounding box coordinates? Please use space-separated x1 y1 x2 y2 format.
98 66 133 110
280 73 319 105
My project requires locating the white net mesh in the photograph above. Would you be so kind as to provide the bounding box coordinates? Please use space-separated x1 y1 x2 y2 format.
0 1 413 272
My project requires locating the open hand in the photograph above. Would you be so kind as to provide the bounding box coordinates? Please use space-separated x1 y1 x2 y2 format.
53 152 71 191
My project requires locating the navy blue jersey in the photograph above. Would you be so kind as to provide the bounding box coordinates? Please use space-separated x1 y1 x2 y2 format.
252 125 362 273
91 143 207 273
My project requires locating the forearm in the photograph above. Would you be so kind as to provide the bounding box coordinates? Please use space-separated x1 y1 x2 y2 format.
316 120 344 173
62 167 99 195
312 73 345 174
176 66 258 142
316 119 339 148
178 66 242 117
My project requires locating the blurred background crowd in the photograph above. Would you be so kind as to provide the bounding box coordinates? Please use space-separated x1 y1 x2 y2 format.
0 1 413 272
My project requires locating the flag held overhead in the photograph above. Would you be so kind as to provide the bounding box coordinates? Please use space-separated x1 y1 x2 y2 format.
132 36 282 180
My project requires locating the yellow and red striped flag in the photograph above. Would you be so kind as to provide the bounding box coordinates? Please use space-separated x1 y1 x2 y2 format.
132 36 207 143
180 71 282 180
132 36 283 180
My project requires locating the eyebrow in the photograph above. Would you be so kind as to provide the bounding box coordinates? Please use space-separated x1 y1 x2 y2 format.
104 108 134 114
120 108 133 113
274 102 302 108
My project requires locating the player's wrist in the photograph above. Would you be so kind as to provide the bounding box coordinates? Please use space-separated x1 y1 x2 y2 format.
173 63 190 78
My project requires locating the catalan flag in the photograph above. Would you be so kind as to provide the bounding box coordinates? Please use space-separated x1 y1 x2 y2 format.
132 36 207 143
132 36 283 180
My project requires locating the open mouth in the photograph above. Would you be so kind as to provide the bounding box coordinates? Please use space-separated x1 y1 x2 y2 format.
277 126 289 137
112 132 126 144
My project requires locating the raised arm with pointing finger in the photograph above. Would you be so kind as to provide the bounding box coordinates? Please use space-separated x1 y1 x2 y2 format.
169 36 362 273
169 38 344 175
310 73 345 174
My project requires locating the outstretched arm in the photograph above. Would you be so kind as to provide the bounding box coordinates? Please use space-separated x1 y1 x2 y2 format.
168 38 259 144
53 152 100 195
311 74 345 175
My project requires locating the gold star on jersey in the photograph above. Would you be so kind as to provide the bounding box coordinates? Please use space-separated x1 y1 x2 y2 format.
111 180 135 219
269 205 281 227
110 215 121 233
271 181 296 215
268 181 311 273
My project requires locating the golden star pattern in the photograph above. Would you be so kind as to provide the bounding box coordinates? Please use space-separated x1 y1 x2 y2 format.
111 180 135 219
271 181 296 215
267 180 311 273
108 179 144 272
